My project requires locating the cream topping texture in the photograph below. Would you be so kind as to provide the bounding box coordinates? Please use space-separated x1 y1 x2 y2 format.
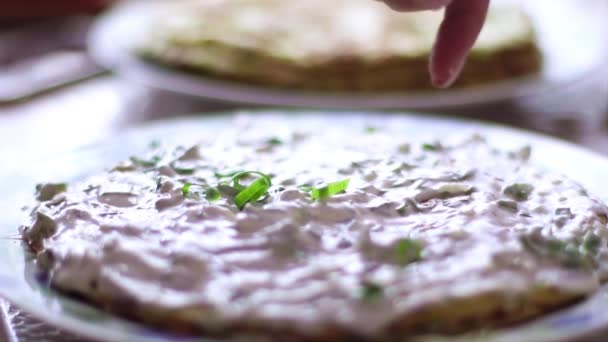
23 120 608 337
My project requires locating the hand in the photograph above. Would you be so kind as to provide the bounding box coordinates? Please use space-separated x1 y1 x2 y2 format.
1 0 110 19
381 0 490 88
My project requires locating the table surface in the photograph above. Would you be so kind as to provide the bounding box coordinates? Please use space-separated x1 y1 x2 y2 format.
1 12 608 342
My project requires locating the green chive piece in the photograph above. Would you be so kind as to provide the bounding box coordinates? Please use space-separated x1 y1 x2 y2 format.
503 183 534 201
130 155 162 168
360 282 383 302
422 143 441 151
231 171 272 210
546 239 565 255
170 161 195 175
394 239 423 265
365 126 377 134
497 200 518 212
297 184 313 192
310 179 350 200
205 187 221 202
266 138 283 146
520 235 590 269
182 183 221 202
181 183 192 197
214 169 245 179
583 233 602 253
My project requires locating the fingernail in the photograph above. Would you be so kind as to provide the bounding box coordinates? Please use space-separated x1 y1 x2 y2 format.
432 64 461 88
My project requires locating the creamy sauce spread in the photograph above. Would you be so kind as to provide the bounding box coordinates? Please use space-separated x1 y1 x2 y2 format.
22 119 608 338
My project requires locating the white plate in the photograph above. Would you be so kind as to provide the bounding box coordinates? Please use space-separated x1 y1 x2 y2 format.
2 111 608 342
88 0 608 109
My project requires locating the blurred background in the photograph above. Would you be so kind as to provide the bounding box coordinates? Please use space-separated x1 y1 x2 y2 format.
0 0 607 164
0 0 607 340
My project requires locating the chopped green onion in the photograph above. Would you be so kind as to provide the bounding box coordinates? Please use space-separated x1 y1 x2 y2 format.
360 282 383 302
503 183 534 201
310 179 350 200
365 126 377 134
205 187 221 202
422 143 441 151
130 155 162 168
562 244 588 268
266 137 283 146
214 169 244 179
350 161 363 169
182 183 221 202
231 171 272 210
520 235 590 269
170 161 195 175
394 239 423 265
497 200 518 212
583 233 602 253
181 183 192 196
297 184 313 192
231 171 271 190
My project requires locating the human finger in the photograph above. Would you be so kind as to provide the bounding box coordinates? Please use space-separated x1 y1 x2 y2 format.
429 0 490 88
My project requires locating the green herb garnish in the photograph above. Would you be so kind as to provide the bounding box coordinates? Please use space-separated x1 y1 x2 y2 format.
503 183 534 201
422 143 441 151
350 161 363 169
394 239 423 265
365 126 377 134
310 179 350 200
266 138 283 146
205 187 221 201
170 161 195 175
130 155 162 168
546 239 566 255
231 171 272 210
360 282 384 302
583 232 602 253
181 183 192 196
214 169 245 179
297 184 313 192
182 183 221 202
520 234 591 269
497 200 518 212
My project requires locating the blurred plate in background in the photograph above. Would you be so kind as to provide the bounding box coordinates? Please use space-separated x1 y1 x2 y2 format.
88 0 608 109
